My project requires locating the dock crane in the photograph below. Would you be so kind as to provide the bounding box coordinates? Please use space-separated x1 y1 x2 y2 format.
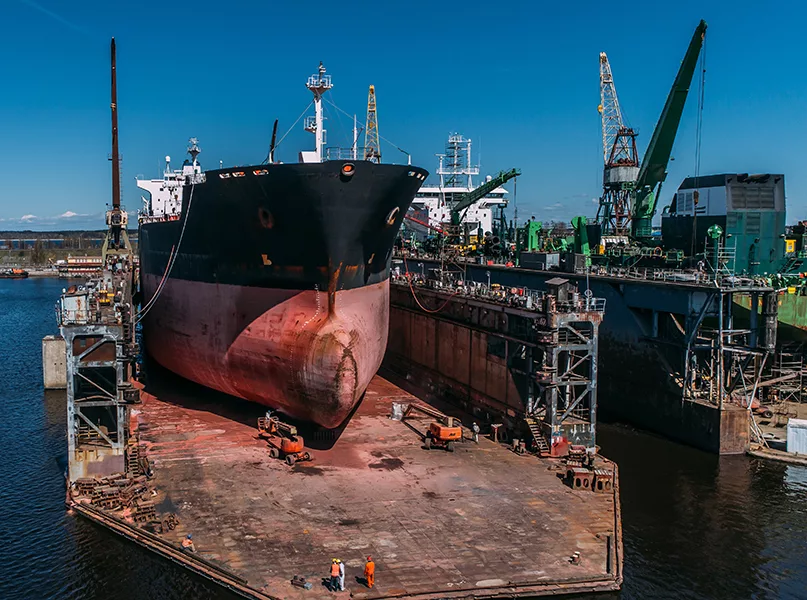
595 20 707 243
631 20 707 240
450 168 521 227
597 53 639 236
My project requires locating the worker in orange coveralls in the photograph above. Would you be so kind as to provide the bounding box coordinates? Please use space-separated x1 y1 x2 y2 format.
329 558 341 592
364 555 375 588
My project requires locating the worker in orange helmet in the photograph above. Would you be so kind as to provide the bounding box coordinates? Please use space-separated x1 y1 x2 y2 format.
364 555 375 588
329 558 341 592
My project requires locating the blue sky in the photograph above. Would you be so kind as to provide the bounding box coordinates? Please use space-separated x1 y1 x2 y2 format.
1 0 805 230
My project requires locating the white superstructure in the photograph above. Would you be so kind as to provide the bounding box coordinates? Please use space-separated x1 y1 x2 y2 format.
137 139 203 222
410 134 508 236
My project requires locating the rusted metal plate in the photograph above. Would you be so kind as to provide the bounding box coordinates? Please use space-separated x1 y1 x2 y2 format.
470 330 487 393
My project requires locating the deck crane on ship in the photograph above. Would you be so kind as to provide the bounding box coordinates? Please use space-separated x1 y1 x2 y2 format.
405 134 519 247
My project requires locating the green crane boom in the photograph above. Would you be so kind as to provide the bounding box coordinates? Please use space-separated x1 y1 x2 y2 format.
632 19 707 240
451 168 521 226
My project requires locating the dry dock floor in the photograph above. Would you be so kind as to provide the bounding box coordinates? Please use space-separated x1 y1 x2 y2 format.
132 374 621 599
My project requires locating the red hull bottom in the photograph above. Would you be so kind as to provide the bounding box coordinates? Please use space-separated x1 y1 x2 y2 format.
142 276 390 428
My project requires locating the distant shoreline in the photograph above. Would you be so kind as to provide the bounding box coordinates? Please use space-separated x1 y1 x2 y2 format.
28 269 61 278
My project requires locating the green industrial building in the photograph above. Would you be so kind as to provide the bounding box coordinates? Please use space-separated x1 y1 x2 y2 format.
661 173 786 274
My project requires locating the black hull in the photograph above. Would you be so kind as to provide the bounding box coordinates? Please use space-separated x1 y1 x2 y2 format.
140 161 428 290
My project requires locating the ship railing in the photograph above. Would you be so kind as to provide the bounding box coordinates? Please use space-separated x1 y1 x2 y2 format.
591 266 713 285
324 147 369 161
57 306 91 326
583 297 607 313
307 74 332 89
139 214 182 225
57 305 122 327
595 266 772 290
395 274 606 315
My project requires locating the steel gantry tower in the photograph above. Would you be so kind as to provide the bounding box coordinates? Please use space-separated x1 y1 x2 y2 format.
598 52 624 165
364 85 381 163
596 52 639 237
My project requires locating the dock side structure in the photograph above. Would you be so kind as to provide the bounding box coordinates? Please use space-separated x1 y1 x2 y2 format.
385 268 606 455
404 256 778 453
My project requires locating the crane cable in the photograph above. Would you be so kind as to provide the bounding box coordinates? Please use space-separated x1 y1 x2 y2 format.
261 100 314 164
324 98 410 161
691 38 707 258
135 182 197 324
694 38 706 191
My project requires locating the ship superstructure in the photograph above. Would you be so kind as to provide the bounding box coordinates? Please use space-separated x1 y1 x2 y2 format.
411 134 508 237
137 139 203 222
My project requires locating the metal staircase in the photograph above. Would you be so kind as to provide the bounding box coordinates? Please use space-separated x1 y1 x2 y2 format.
525 417 550 455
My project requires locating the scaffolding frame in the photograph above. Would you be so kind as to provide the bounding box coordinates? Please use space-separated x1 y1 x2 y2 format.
59 279 137 482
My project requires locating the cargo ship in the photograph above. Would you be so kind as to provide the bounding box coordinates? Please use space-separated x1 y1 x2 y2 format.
137 65 427 428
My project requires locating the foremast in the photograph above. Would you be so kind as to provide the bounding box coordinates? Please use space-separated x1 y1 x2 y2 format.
303 62 333 163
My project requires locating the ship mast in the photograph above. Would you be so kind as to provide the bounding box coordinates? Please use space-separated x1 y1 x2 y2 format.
305 62 332 162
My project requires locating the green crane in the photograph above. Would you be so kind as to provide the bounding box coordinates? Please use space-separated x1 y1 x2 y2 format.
631 20 707 240
451 168 521 226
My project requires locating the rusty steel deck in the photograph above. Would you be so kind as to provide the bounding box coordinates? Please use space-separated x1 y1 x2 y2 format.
102 374 622 599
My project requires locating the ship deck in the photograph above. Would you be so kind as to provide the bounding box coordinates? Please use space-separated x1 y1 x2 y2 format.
109 374 621 599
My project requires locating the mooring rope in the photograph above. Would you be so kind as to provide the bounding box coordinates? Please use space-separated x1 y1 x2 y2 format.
135 182 196 324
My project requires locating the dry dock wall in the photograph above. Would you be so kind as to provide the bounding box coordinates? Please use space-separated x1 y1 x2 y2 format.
386 307 525 427
599 336 749 454
403 259 753 454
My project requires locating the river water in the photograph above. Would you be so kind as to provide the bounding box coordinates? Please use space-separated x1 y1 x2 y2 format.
1 278 805 600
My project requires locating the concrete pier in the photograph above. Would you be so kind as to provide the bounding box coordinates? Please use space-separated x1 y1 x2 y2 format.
42 335 66 389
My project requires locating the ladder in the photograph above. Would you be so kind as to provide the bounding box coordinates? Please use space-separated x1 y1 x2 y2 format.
525 417 550 455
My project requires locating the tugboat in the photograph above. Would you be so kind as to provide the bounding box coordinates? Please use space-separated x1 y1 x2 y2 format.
138 64 427 428
0 268 29 279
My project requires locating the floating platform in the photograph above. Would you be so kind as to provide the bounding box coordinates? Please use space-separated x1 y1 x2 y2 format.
70 374 622 599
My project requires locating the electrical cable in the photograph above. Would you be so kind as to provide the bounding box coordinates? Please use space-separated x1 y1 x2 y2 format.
401 253 458 314
262 100 314 164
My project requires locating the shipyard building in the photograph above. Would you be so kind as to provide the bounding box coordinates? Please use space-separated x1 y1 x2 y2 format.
662 173 786 273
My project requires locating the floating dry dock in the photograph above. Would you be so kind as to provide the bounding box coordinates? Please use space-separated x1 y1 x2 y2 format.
71 375 621 599
57 266 621 598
